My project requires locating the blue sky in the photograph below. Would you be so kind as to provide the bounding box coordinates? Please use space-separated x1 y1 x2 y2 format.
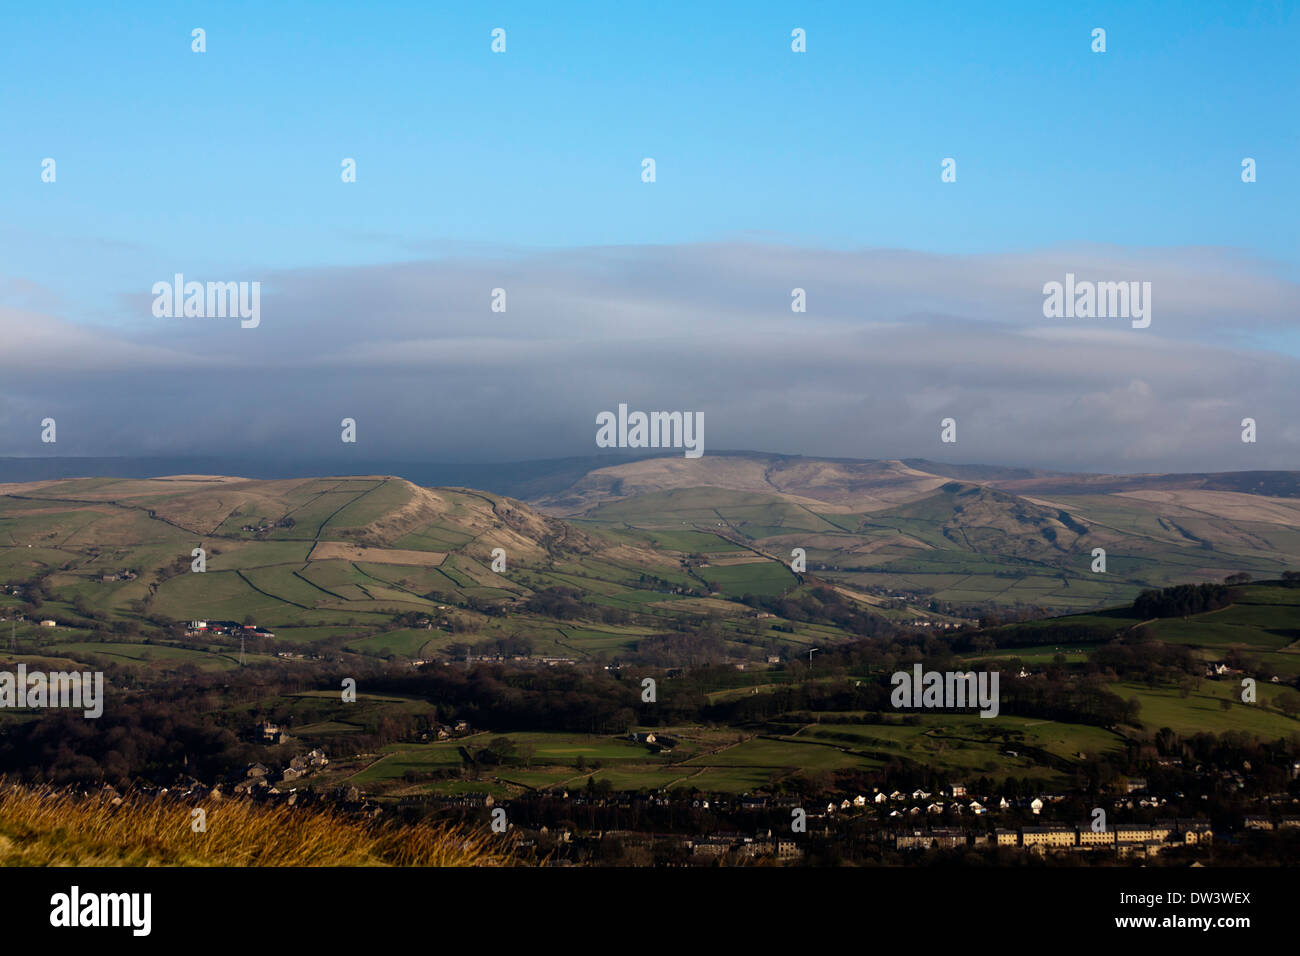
2 0 1296 310
2 2 1299 469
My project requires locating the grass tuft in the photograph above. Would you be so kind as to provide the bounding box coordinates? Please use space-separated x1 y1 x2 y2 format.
0 779 511 866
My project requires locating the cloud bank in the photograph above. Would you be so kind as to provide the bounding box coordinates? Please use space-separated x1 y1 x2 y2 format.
3 242 1298 473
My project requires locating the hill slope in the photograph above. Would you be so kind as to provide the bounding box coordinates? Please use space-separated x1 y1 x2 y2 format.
0 474 854 666
532 456 1300 614
0 781 504 866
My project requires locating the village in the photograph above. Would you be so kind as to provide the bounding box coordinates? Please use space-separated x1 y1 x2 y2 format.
185 620 276 639
387 770 1300 865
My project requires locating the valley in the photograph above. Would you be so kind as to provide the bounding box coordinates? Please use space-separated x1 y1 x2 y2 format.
2 456 1299 866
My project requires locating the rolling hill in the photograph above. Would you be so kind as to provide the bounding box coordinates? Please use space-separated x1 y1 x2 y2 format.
533 455 1300 614
4 456 1300 674
3 470 1298 809
0 474 854 666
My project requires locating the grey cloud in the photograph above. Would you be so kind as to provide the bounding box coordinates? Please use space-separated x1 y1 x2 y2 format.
3 242 1298 473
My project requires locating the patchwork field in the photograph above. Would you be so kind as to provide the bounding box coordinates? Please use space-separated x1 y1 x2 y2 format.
542 456 1300 618
4 466 1299 808
331 711 1130 799
3 475 777 664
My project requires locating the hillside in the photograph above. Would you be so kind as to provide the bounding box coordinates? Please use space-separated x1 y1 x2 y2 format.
241 583 1300 803
5 463 1300 675
0 474 858 667
972 581 1300 684
534 455 949 514
2 470 1298 843
0 781 504 866
533 456 1300 614
1 475 707 659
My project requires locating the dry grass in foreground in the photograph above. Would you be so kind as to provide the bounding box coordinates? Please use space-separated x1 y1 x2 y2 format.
0 781 511 866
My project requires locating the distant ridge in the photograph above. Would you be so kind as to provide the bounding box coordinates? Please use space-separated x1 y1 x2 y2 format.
4 454 1298 502
0 455 662 500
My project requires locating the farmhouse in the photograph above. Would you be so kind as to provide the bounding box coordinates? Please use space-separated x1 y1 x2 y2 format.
185 619 273 638
256 721 291 745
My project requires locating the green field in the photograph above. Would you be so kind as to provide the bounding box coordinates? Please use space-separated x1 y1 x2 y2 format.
1109 680 1300 738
